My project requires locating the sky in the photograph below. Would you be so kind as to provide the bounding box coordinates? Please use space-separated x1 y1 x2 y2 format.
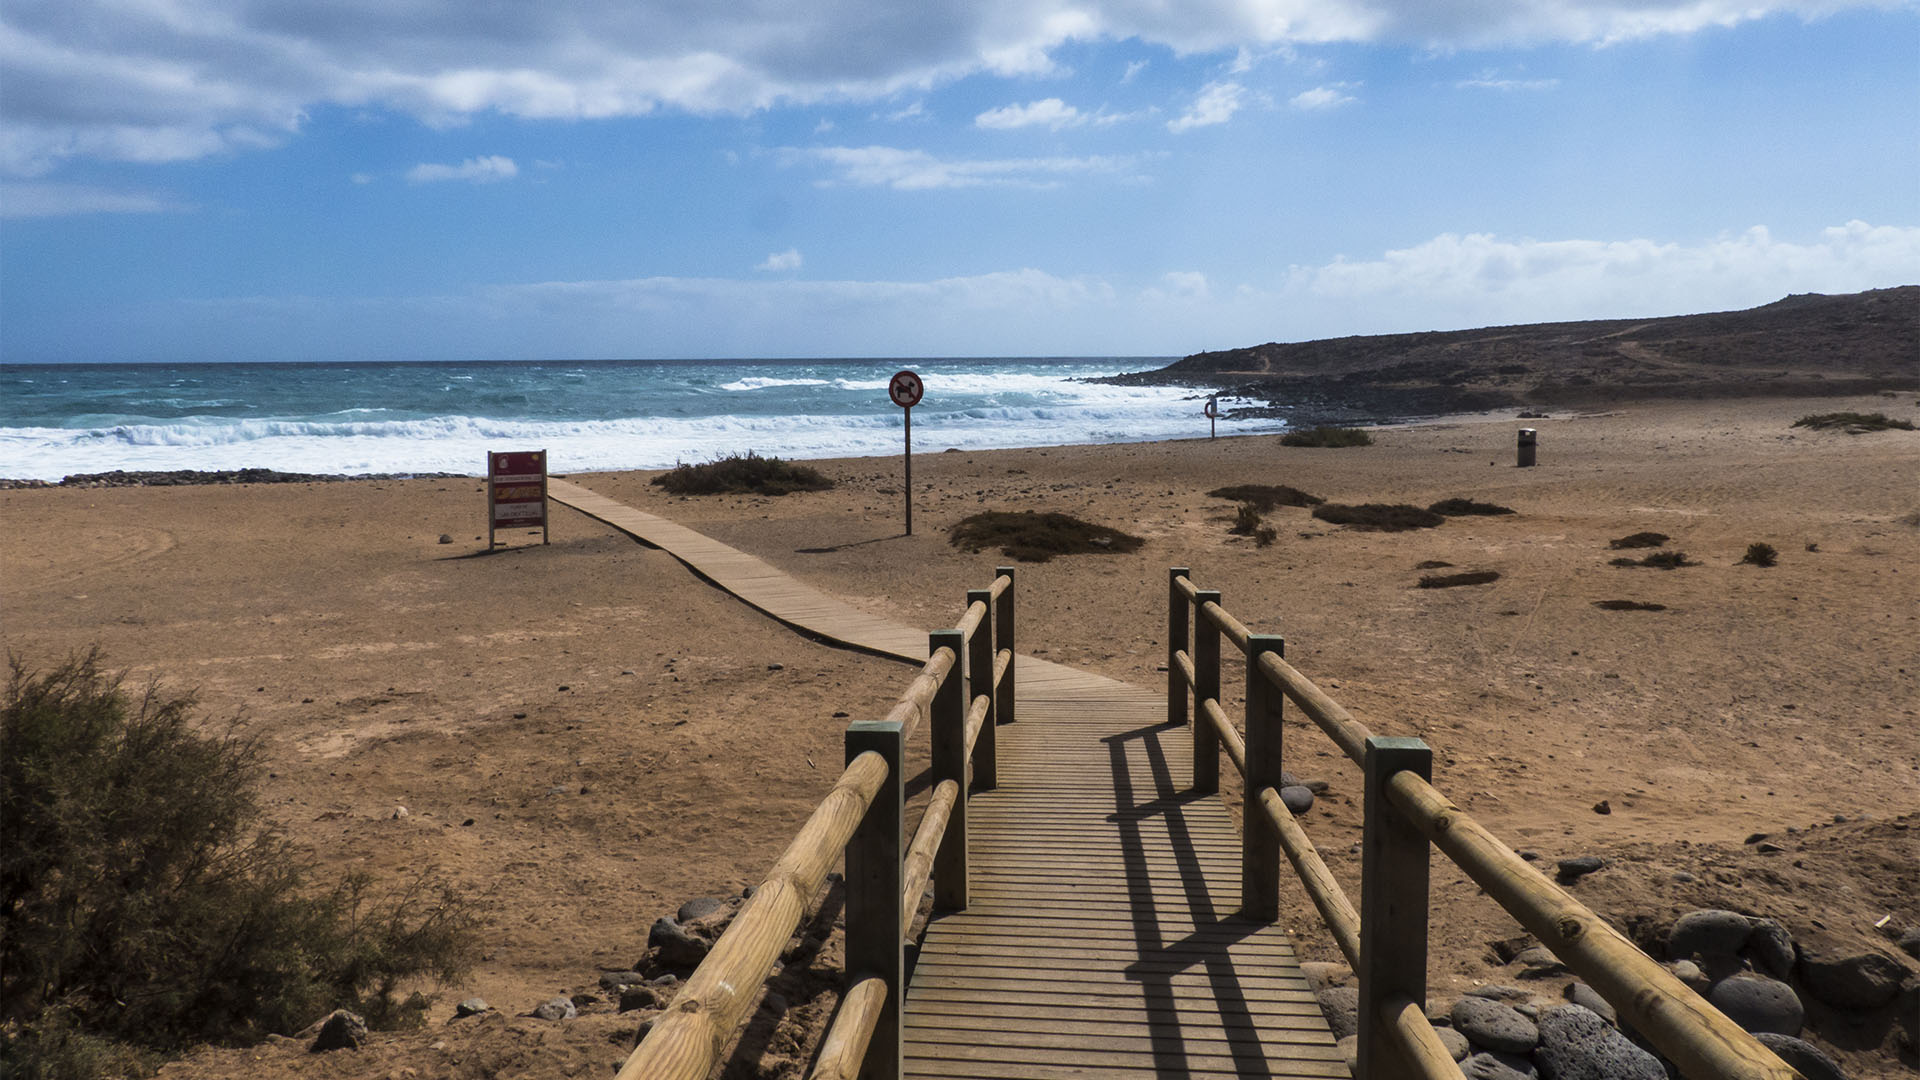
1 0 1916 362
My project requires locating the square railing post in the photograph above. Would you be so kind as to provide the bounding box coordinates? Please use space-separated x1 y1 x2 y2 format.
1357 736 1433 1080
930 628 969 913
1242 634 1285 922
995 567 1016 726
966 588 996 791
1168 567 1190 727
845 719 903 1080
1192 589 1222 794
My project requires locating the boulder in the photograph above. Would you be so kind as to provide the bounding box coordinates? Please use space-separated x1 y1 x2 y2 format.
308 1009 369 1053
677 896 728 924
1462 1051 1539 1079
1279 785 1315 814
1797 945 1906 1011
1752 1033 1849 1080
1451 995 1540 1054
1434 1025 1470 1061
1317 985 1360 1040
648 916 711 970
1533 1004 1665 1080
532 995 577 1021
598 971 647 992
1708 974 1804 1036
453 998 491 1019
1745 919 1795 979
1668 909 1751 963
1554 856 1606 884
618 985 662 1013
1563 982 1615 1026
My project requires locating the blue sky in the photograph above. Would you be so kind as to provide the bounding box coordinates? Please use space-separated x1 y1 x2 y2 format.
2 0 1915 362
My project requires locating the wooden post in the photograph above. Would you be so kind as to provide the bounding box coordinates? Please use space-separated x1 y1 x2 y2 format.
995 567 1016 726
844 719 903 1080
1358 736 1433 1080
903 408 913 535
1168 568 1190 727
1192 589 1222 794
930 629 968 913
1242 634 1285 921
967 589 996 791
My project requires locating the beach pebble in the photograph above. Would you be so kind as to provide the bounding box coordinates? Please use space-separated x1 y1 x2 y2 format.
438 534 453 544
1434 1025 1470 1060
676 896 728 924
1563 981 1615 1026
391 806 408 819
453 998 490 1018
647 916 710 970
597 971 646 992
1709 974 1804 1035
1753 1033 1851 1080
1669 909 1752 962
1796 944 1905 1010
618 985 662 1013
1513 946 1570 980
1745 918 1795 979
1554 856 1605 884
1669 959 1711 994
1280 785 1315 814
1451 995 1539 1054
1591 800 1611 815
532 996 576 1021
1533 1004 1665 1080
1465 984 1532 1001
309 1009 369 1052
1461 1051 1538 1080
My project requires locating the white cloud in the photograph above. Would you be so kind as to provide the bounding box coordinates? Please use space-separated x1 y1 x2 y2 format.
1122 60 1149 83
0 181 189 218
757 248 803 271
1457 71 1560 91
1290 85 1356 110
7 0 1884 173
350 172 374 184
1168 81 1246 132
813 118 836 134
880 101 927 123
784 144 1147 189
975 98 1085 131
404 155 518 184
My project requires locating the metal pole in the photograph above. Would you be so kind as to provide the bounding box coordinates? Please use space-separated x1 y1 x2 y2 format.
904 407 913 536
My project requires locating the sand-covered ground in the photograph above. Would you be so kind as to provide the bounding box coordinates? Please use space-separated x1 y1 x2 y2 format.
4 392 1916 1078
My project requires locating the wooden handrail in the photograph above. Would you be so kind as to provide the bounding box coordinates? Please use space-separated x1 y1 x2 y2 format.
1256 787 1359 967
901 780 961 932
1255 649 1372 766
957 599 987 640
993 648 1012 692
1385 772 1798 1080
1173 648 1196 690
1380 994 1466 1079
1172 573 1200 603
880 647 956 742
807 977 888 1080
1199 599 1252 653
963 694 990 758
620 751 891 1080
987 572 1012 601
1201 698 1246 779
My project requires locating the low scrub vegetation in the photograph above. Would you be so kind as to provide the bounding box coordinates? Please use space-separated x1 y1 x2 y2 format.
650 452 833 495
1428 498 1515 517
1608 531 1670 550
1310 503 1444 531
1610 551 1695 569
1739 542 1779 567
1593 600 1667 611
1417 570 1501 589
1206 484 1323 509
949 511 1143 563
1791 412 1915 433
1229 503 1264 536
1 652 478 1077
1279 426 1374 448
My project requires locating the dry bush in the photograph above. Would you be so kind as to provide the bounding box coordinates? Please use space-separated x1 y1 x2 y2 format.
1608 532 1670 549
1739 542 1778 567
1311 503 1444 531
948 511 1144 563
1280 426 1374 448
1428 498 1515 516
1417 570 1501 589
1206 484 1323 509
650 452 833 495
1610 551 1695 569
1791 412 1915 433
1229 503 1264 536
1593 600 1667 611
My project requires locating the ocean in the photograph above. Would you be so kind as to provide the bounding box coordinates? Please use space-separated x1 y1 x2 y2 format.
0 358 1279 482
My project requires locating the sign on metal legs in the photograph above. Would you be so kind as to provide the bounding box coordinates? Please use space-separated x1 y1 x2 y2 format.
488 449 549 547
889 370 924 536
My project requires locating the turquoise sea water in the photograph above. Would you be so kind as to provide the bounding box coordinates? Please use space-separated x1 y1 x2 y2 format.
0 358 1276 481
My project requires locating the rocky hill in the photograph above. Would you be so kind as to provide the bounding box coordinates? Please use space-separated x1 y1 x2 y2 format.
1105 286 1918 420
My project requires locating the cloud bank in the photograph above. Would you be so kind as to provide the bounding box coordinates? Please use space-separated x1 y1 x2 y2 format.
4 0 1897 173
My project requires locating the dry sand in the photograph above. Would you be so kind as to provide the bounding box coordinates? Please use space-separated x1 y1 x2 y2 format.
3 392 1916 1078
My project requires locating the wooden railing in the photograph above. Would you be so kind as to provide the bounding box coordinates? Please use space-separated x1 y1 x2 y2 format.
621 569 1016 1080
1167 568 1803 1080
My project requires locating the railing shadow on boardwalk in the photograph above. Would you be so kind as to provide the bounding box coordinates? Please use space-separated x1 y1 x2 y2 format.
1105 718 1275 1080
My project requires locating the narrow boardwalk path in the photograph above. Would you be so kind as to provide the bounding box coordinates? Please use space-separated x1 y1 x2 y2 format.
550 479 1343 1078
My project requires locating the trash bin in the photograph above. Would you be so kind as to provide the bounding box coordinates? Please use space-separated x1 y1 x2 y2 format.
1517 428 1537 467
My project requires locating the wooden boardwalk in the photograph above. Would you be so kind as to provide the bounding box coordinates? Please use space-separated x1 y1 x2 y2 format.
550 479 1344 1079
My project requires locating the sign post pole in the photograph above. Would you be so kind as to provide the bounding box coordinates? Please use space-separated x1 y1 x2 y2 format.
888 370 924 537
1205 395 1220 439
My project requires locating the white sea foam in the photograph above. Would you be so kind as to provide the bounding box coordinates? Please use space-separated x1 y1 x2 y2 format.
719 377 833 391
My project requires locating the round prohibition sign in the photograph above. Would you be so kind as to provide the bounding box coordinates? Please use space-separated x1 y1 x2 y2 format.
888 369 924 408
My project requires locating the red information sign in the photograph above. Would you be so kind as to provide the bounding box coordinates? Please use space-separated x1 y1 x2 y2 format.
488 450 549 546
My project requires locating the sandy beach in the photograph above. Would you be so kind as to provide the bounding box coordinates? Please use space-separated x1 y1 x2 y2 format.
4 391 1916 1078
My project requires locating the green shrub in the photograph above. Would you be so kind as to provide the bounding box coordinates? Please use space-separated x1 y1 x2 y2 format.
1609 551 1694 569
650 452 833 495
1608 532 1669 550
1417 570 1501 589
1205 484 1323 509
1280 426 1373 448
948 512 1143 563
1 652 478 1074
1791 412 1915 433
1428 498 1515 517
1310 503 1444 531
1739 542 1778 567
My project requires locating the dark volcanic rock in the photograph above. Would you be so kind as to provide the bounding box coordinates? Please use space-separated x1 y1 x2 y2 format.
1752 1033 1850 1080
1745 918 1795 979
1533 1004 1665 1080
676 896 728 924
1451 995 1540 1054
648 916 711 970
1462 1050 1539 1079
1668 909 1752 962
309 1009 369 1052
1316 985 1360 1040
1554 856 1605 884
1708 974 1805 1036
1797 945 1907 1011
